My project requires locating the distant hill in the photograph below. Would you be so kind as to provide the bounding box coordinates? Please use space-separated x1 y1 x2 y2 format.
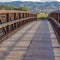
0 1 60 11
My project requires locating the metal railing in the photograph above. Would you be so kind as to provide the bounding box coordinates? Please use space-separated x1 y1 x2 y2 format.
49 17 60 28
49 17 60 39
0 16 37 41
0 17 36 29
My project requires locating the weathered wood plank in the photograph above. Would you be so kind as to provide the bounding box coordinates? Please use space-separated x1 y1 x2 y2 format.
0 20 59 60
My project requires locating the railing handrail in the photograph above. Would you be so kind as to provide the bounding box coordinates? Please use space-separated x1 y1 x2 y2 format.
0 17 36 29
49 17 60 28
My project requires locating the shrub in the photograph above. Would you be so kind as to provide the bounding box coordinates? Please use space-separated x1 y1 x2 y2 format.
37 13 48 19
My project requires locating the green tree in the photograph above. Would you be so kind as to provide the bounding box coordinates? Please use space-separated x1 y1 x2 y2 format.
17 6 30 11
0 4 30 11
0 4 17 10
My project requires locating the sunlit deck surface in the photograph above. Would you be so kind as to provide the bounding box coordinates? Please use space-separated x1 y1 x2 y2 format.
0 20 60 60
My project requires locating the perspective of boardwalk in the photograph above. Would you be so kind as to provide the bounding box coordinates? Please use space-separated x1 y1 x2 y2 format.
0 20 60 60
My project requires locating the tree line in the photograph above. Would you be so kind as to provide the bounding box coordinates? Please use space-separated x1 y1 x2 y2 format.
0 4 30 11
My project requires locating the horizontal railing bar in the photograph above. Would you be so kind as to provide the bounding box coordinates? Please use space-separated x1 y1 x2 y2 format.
0 17 36 29
49 17 60 28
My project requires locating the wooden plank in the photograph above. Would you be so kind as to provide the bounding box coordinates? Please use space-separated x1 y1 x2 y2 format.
0 20 59 60
0 21 39 60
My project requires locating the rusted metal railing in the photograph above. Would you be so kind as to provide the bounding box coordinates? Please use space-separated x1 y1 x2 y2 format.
0 10 37 41
49 11 60 40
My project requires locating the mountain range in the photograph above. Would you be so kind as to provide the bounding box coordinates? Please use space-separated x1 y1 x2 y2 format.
0 1 60 11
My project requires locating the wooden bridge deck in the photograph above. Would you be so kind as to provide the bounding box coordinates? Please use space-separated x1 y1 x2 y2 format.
0 20 60 60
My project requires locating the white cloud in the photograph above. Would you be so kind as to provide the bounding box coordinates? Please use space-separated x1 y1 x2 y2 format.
0 0 40 2
21 0 40 2
0 0 59 2
0 0 16 2
57 0 60 2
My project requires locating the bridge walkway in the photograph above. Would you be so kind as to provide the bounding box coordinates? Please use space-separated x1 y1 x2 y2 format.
0 20 60 60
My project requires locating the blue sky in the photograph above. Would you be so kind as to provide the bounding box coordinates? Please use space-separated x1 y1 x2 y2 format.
0 0 60 2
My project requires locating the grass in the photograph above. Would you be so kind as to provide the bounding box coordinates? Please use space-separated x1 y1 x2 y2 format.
37 13 48 19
